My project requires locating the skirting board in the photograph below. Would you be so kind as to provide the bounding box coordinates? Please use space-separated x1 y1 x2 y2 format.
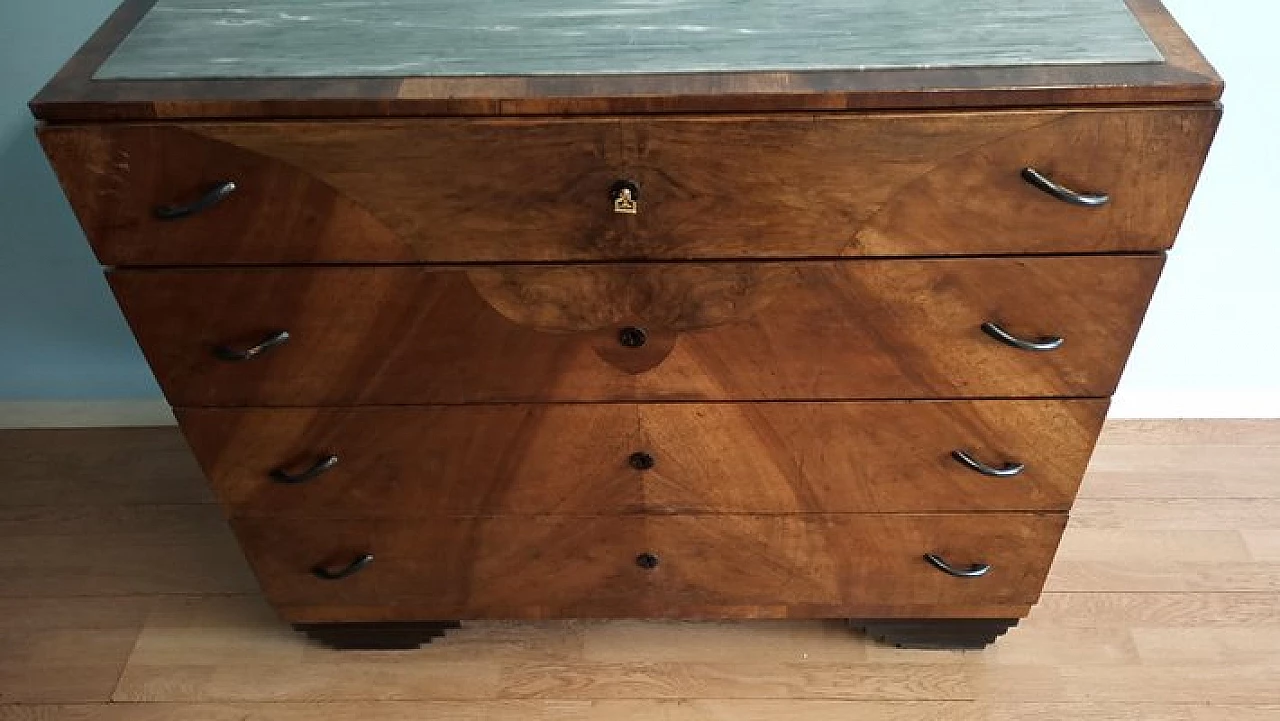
1109 390 1280 420
1 392 1278 428
0 400 175 429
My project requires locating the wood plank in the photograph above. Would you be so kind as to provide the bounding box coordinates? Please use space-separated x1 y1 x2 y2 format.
1131 627 1280 665
1099 419 1280 446
1242 531 1280 561
111 661 504 702
1071 499 1280 530
1044 562 1280 593
0 596 156 632
0 505 228 538
13 702 1278 721
1078 444 1280 499
0 528 254 597
0 428 210 507
1055 529 1252 563
494 661 983 700
983 665 1280 704
0 596 146 704
1031 592 1280 627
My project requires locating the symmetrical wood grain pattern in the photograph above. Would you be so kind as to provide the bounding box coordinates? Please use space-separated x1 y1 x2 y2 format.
177 400 1107 516
109 257 1163 406
29 0 1220 120
26 0 1222 649
232 514 1065 619
39 107 1219 265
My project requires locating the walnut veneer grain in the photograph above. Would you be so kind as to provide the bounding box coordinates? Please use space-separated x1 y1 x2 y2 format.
178 400 1107 516
235 514 1066 620
109 258 1162 406
40 107 1218 265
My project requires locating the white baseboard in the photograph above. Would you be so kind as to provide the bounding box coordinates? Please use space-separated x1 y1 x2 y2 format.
1 393 1276 429
1109 390 1280 419
0 400 176 429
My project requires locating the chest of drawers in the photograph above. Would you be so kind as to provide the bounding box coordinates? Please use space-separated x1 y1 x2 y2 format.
33 0 1221 649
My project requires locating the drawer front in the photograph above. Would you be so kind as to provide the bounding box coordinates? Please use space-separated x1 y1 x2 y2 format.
233 514 1066 618
111 257 1163 405
43 107 1217 265
180 400 1106 516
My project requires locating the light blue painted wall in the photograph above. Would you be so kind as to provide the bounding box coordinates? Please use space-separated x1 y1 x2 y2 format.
0 1 1277 416
0 1 161 400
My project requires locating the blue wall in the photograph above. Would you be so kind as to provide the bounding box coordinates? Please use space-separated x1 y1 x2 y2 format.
1 1 1278 417
0 1 161 399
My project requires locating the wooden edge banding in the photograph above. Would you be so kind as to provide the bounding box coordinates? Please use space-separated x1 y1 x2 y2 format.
30 0 159 116
30 0 1221 121
1127 0 1223 86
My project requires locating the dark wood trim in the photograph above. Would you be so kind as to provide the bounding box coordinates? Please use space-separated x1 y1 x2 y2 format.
294 621 461 650
850 618 1021 650
30 0 1221 122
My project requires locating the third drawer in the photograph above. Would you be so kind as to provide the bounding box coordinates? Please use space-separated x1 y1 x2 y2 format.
112 256 1163 405
179 399 1106 515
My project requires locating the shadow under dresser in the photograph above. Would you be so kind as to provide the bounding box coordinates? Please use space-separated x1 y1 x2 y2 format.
31 0 1221 649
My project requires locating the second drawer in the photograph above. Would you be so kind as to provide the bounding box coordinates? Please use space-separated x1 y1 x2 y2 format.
180 400 1106 515
113 256 1163 405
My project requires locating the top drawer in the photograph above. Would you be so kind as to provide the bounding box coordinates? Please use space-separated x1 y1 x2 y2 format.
40 107 1218 266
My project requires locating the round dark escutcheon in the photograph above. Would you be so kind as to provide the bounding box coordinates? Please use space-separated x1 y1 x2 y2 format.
635 552 660 570
618 326 648 348
628 451 656 470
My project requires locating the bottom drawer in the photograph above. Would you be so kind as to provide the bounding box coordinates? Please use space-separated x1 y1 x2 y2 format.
234 514 1066 620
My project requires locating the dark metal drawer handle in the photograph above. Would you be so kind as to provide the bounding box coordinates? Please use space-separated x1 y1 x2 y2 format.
312 553 374 580
924 553 991 578
1021 168 1110 208
951 449 1025 478
981 321 1064 352
271 454 339 484
154 180 238 220
213 330 290 361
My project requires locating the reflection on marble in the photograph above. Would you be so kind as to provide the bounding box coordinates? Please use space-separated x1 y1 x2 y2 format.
95 0 1162 80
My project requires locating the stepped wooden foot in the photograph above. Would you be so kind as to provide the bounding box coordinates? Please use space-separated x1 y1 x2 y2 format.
849 618 1019 649
294 621 461 650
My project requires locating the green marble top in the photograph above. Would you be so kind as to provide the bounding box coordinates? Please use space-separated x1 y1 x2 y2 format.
95 0 1162 80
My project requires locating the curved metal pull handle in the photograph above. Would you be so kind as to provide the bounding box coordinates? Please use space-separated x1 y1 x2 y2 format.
924 553 991 578
1021 168 1110 208
271 454 339 484
154 181 238 220
981 321 1064 352
311 553 374 580
951 450 1025 478
213 330 290 361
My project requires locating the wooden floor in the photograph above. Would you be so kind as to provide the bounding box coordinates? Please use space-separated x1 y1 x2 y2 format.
1 421 1278 720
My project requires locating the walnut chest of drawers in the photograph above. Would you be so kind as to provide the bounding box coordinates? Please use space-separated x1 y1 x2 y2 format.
33 0 1221 649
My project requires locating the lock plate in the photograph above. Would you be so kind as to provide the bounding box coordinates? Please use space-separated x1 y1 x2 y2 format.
610 180 639 215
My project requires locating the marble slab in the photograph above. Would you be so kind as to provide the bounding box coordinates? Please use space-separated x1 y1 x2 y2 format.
94 0 1163 80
